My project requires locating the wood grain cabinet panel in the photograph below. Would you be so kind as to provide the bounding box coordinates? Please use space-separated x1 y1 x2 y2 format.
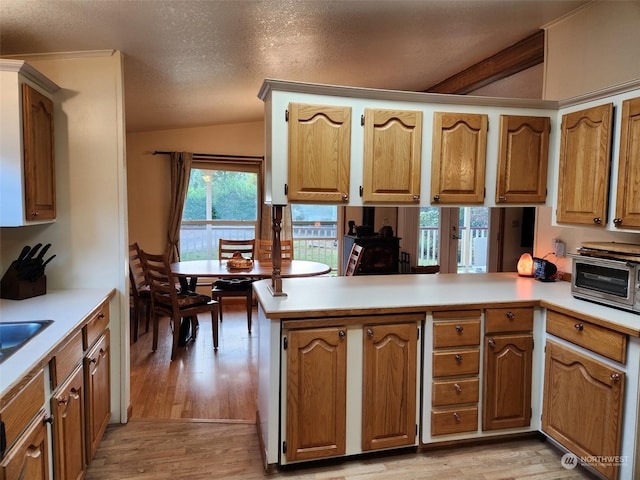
433 320 481 348
362 108 422 203
556 103 613 226
542 341 624 480
495 115 550 204
85 329 111 461
483 334 532 431
285 327 347 462
287 103 351 203
51 365 86 480
614 96 640 229
362 322 417 451
0 410 50 480
431 112 488 204
22 83 56 222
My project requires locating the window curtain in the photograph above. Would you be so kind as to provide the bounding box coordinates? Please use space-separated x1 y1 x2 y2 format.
166 151 193 262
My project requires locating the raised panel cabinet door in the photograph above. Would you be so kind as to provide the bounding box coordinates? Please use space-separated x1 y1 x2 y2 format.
362 322 418 451
431 112 488 204
285 327 347 462
22 83 56 221
52 365 86 480
85 330 111 461
614 96 640 229
482 334 532 431
362 108 422 203
0 411 50 480
496 115 550 204
542 341 624 480
287 103 351 203
556 103 613 226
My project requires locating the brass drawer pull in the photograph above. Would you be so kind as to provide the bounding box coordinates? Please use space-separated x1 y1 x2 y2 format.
574 323 584 331
488 339 496 348
455 325 464 334
610 373 621 382
454 383 462 393
453 412 461 422
455 354 462 363
506 311 515 320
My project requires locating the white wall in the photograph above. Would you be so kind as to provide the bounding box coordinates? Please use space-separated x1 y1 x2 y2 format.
536 2 640 272
543 1 640 101
0 51 128 422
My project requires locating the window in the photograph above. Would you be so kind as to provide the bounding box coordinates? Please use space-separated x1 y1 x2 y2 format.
291 205 339 273
180 162 260 260
418 207 440 266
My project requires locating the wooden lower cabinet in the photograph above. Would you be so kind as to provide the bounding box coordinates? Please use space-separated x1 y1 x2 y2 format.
85 329 111 461
362 322 417 451
283 317 421 463
0 411 50 480
542 341 624 479
285 326 347 462
51 365 86 480
482 334 532 430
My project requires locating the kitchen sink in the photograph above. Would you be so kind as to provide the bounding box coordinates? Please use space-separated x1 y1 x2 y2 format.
0 320 54 364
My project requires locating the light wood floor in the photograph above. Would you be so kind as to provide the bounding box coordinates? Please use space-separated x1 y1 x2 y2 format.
87 305 596 479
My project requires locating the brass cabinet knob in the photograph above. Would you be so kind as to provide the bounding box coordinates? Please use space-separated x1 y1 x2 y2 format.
574 323 584 331
506 311 515 320
433 194 440 202
593 217 602 224
455 354 462 363
454 383 462 393
455 325 464 334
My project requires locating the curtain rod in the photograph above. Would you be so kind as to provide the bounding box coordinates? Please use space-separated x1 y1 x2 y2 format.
152 151 264 160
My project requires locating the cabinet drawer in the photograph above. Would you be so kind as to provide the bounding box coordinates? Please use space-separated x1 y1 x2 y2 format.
50 330 83 389
546 310 627 363
0 370 44 451
485 307 533 334
431 406 478 436
432 378 479 407
83 301 109 350
433 320 480 348
432 349 480 377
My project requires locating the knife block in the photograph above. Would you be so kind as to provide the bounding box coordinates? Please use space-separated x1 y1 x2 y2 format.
0 261 46 300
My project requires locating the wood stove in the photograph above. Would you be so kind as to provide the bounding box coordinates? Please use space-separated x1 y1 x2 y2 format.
343 235 400 275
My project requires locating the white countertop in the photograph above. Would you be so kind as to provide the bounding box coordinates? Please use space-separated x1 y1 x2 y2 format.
253 272 640 336
0 288 115 397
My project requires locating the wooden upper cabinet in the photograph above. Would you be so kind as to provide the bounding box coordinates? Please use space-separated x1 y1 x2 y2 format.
23 83 56 221
431 112 488 204
362 108 422 203
614 96 640 229
285 327 347 462
362 322 417 451
287 103 351 203
556 103 613 226
496 115 550 204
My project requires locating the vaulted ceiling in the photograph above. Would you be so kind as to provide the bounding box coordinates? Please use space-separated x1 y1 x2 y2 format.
0 0 587 133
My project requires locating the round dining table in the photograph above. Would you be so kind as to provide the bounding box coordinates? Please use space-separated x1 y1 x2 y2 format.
170 259 331 279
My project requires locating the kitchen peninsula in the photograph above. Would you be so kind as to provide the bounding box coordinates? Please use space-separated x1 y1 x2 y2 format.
254 273 640 480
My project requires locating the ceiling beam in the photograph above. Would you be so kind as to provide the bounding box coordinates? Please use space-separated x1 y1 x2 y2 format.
424 29 545 94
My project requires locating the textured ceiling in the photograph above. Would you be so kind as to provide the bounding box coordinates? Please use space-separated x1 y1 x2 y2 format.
0 0 586 133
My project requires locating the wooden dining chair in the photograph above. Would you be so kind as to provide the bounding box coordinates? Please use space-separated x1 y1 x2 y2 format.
129 242 151 342
345 244 363 276
257 239 293 262
211 239 255 332
139 249 219 360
